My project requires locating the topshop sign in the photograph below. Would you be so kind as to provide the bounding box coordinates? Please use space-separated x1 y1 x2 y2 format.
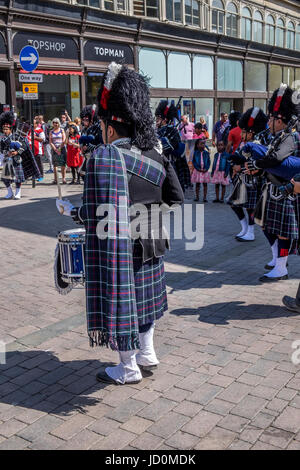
13 32 78 60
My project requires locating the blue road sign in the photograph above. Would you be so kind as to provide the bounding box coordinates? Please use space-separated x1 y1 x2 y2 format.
19 45 39 72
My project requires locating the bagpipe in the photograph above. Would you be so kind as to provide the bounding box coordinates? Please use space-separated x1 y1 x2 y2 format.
246 115 299 180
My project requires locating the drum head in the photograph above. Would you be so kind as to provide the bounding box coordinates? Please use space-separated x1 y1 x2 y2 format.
58 228 86 242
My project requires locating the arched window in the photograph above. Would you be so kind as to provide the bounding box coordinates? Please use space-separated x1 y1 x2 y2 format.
253 11 263 43
185 0 200 26
287 21 295 49
226 2 238 37
276 18 285 48
266 15 275 45
297 24 300 52
212 0 224 34
241 7 252 41
166 0 182 22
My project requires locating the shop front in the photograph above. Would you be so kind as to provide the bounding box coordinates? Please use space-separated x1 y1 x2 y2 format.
0 30 10 110
84 39 134 104
13 31 82 122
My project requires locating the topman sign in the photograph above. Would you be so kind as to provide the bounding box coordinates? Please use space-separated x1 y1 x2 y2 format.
84 40 134 65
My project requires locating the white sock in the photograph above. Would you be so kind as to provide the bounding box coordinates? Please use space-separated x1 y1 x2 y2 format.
236 217 248 238
105 350 142 384
136 324 159 367
14 187 21 199
265 256 288 278
239 224 255 240
267 240 278 267
4 186 13 199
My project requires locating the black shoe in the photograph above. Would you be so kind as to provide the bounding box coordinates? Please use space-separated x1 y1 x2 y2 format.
282 296 300 313
219 200 224 203
68 180 75 185
194 198 199 202
259 274 289 283
203 199 208 203
96 369 142 385
213 199 219 203
137 364 158 371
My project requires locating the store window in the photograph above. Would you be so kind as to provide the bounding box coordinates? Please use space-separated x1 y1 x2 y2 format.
166 0 182 22
295 68 300 86
168 52 191 88
245 61 266 92
276 18 285 48
226 2 238 38
217 58 243 91
241 7 252 41
283 67 295 87
86 73 104 105
253 11 263 43
266 15 275 45
185 0 200 27
139 48 166 88
16 73 77 123
212 0 224 34
193 55 213 90
194 98 214 137
253 98 266 113
287 21 295 50
269 64 282 92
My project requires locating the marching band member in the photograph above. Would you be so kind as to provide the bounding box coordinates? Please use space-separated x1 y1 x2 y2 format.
229 107 268 242
0 111 40 199
79 105 103 179
155 101 191 193
245 85 300 282
56 63 184 385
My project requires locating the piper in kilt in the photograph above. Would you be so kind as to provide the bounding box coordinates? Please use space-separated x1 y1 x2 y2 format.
0 112 40 200
56 62 184 385
245 85 300 282
230 107 268 241
155 101 191 192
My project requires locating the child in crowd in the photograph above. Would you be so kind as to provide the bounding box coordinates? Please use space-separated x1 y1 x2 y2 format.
66 123 81 184
193 122 209 140
191 138 210 202
211 140 230 203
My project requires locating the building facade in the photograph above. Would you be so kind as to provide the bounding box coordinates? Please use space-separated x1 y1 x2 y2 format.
0 0 299 129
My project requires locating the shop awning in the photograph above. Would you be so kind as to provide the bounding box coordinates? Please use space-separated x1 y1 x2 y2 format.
20 69 83 76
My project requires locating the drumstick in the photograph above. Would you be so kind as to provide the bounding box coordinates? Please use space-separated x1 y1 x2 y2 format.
56 180 64 214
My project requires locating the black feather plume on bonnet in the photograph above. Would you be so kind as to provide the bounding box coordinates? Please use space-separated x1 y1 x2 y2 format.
0 111 14 129
97 63 158 151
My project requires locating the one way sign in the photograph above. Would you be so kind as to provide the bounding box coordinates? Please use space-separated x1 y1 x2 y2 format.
19 45 39 72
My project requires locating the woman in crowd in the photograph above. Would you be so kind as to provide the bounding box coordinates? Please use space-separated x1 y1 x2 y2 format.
49 118 67 185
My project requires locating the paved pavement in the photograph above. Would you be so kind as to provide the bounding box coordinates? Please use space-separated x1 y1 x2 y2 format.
0 172 300 450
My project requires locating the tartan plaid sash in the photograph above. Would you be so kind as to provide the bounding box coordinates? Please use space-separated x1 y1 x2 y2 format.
119 147 166 187
84 144 140 351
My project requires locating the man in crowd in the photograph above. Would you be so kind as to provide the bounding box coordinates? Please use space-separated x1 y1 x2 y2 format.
212 112 229 147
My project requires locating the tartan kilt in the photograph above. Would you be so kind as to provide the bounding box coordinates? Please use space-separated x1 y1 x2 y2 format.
14 163 25 183
264 189 299 239
132 241 168 327
244 185 258 210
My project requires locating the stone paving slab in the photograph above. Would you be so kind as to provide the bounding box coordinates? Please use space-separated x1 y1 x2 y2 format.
0 177 300 449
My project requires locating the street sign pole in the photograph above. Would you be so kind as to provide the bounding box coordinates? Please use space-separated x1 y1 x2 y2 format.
28 94 35 188
19 46 39 189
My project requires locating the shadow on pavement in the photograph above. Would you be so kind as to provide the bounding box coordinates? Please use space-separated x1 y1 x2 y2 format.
170 301 298 325
0 350 117 415
165 270 263 289
0 194 82 238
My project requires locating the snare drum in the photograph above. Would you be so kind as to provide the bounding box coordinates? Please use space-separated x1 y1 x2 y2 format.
57 228 86 285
